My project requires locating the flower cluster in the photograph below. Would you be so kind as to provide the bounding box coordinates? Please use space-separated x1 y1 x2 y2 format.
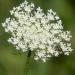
2 0 73 62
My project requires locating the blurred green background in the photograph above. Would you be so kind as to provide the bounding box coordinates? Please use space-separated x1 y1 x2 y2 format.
0 0 75 75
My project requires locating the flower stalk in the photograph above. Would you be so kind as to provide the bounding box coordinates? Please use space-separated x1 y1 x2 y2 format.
24 49 32 75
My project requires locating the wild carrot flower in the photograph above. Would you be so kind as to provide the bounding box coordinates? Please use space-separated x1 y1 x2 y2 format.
2 0 73 62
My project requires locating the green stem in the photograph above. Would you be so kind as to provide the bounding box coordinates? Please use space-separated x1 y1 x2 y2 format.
24 50 32 75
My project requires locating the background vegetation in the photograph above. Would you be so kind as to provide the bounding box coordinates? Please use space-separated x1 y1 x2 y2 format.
0 0 75 75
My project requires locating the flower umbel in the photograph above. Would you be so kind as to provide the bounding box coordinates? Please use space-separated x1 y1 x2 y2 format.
2 0 73 62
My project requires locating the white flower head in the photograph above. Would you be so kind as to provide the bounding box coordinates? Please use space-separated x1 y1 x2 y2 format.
2 0 73 62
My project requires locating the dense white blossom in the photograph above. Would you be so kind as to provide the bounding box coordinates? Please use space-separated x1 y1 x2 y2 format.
2 0 73 62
